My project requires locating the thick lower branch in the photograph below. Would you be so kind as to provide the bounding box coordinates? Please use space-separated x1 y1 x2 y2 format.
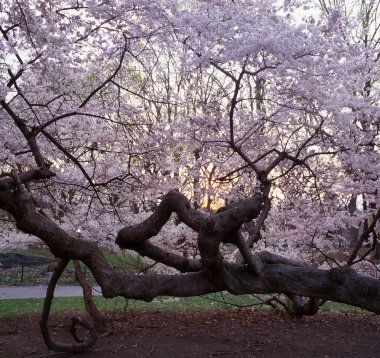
103 263 380 314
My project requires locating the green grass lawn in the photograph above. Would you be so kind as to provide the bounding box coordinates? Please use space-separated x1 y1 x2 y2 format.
0 292 371 318
0 293 254 317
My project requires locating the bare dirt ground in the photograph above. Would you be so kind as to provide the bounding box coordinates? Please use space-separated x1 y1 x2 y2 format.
1 309 379 358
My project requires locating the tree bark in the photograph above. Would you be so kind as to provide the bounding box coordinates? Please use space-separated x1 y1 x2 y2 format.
39 259 98 352
1 178 380 350
73 260 106 331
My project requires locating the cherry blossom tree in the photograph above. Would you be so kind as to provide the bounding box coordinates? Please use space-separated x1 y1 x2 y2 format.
1 0 380 352
316 0 380 253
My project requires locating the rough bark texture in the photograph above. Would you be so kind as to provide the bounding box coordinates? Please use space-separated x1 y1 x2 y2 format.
73 260 106 331
1 172 380 353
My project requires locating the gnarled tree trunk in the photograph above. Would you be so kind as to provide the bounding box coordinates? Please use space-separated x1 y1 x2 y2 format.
1 172 380 352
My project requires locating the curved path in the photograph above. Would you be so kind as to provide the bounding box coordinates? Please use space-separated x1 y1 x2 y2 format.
0 285 101 299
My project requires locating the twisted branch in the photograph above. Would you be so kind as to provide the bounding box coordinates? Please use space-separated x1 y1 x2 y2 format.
39 259 98 352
